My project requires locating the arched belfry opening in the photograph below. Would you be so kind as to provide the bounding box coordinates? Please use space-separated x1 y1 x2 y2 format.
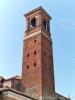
43 20 47 30
24 6 51 37
30 18 36 28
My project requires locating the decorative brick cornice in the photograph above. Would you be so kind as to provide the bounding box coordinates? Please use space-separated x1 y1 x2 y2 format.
24 30 51 41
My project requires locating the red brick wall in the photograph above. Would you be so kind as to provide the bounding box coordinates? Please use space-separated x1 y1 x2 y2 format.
22 8 55 98
22 34 55 98
41 34 55 96
22 34 42 97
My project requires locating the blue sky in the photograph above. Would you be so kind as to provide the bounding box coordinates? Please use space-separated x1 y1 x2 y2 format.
0 0 75 99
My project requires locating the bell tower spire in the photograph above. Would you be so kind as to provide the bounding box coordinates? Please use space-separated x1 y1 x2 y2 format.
22 6 55 99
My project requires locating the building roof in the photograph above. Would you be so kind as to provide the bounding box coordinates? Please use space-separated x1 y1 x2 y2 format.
0 76 5 80
24 6 52 19
0 87 37 100
0 75 70 100
56 92 70 100
4 75 21 81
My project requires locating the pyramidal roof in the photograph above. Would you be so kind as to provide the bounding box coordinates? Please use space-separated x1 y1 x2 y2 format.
24 6 51 19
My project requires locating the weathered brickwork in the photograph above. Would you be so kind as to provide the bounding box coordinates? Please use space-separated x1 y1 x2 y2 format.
22 34 42 98
41 34 55 96
22 7 55 99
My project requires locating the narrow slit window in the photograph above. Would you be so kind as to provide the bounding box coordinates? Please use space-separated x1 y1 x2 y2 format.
27 53 29 57
34 51 36 55
27 65 29 69
45 64 46 68
34 62 36 67
34 40 36 42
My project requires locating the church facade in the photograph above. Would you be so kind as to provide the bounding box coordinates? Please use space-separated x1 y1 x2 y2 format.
0 7 70 100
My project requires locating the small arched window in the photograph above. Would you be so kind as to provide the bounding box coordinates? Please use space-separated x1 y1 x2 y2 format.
31 18 36 28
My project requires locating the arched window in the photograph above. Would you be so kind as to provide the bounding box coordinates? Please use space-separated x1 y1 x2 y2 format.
43 20 47 30
31 18 36 28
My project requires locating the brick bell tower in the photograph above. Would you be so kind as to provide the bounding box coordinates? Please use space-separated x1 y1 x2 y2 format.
22 7 55 99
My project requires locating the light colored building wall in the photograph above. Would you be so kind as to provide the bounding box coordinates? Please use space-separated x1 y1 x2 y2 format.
3 90 34 100
3 81 12 88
